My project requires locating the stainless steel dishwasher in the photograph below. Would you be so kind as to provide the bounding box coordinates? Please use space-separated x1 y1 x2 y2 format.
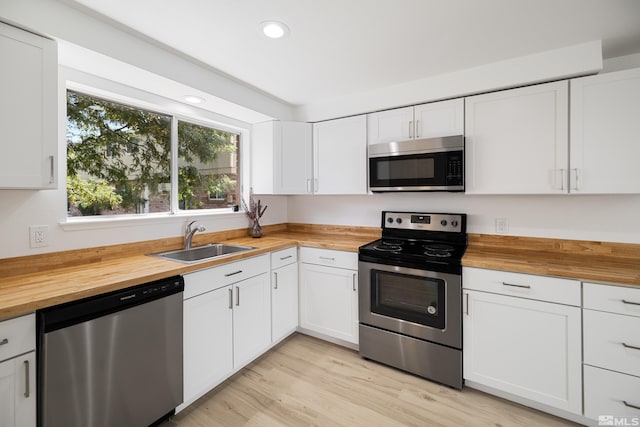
37 275 184 427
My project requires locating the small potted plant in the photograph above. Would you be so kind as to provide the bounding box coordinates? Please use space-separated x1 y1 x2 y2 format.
242 190 267 238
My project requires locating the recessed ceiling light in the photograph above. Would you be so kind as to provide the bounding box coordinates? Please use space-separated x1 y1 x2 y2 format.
260 21 290 39
183 95 205 104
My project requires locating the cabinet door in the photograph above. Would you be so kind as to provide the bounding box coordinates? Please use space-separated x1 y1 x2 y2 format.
299 263 358 344
182 286 233 407
313 115 367 194
233 273 271 368
463 290 582 414
271 262 299 343
0 352 36 427
570 68 640 193
276 121 313 194
465 81 569 194
414 98 464 139
0 23 57 189
367 106 414 145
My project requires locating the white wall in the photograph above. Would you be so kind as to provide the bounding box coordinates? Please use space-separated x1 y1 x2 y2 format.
0 0 293 121
287 194 640 244
0 187 287 259
293 41 603 122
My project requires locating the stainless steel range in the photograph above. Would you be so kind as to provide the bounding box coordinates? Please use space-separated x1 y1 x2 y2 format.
358 211 467 389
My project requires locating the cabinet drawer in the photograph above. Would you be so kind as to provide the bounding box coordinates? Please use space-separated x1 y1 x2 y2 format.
0 313 35 362
271 247 297 269
584 365 640 421
583 282 640 317
584 309 640 377
462 267 580 306
299 247 357 270
184 255 269 299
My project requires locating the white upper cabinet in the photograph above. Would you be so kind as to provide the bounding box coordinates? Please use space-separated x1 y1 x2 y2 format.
313 115 367 195
0 22 57 189
252 116 368 195
465 81 569 194
413 99 464 139
367 106 414 144
367 98 463 145
570 68 640 194
251 120 313 194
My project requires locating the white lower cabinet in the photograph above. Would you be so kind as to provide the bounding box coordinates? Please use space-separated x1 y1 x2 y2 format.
583 282 640 422
0 314 36 427
299 248 358 345
271 248 299 343
232 273 271 369
182 285 233 406
584 365 640 421
462 267 582 415
0 352 36 427
181 255 270 409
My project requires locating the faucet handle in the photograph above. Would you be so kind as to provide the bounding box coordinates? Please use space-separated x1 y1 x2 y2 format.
186 220 197 232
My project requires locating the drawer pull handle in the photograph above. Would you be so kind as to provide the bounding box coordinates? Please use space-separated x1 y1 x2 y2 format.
319 256 335 261
622 299 640 306
224 270 243 277
502 282 531 289
623 401 640 411
24 360 30 398
622 342 640 351
279 255 293 260
0 338 8 346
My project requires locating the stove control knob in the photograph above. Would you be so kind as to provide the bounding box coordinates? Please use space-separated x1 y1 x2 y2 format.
451 220 459 227
387 217 394 224
396 218 403 224
440 220 448 226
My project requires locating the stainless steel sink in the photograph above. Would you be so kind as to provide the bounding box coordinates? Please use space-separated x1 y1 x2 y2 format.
149 243 256 264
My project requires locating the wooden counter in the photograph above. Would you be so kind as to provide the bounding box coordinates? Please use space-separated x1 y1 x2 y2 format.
0 223 380 321
463 234 640 287
2 225 639 322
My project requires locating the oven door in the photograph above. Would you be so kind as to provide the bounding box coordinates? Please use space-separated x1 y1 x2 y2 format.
358 260 461 348
368 150 464 192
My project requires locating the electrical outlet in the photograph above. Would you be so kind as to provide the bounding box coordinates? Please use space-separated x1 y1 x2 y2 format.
495 218 509 234
29 225 49 248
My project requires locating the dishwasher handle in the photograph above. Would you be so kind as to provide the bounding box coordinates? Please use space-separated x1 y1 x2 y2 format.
38 275 185 333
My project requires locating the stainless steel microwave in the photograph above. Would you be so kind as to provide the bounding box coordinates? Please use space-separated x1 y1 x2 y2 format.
368 135 464 192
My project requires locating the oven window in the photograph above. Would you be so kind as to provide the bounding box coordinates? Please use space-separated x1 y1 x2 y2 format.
371 270 446 329
377 157 435 180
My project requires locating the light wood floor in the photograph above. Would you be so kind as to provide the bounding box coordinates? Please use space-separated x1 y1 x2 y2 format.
170 333 582 427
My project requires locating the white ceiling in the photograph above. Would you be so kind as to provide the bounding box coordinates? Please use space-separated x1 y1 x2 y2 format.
69 0 640 108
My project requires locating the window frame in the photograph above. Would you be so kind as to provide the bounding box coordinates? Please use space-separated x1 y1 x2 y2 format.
61 68 251 229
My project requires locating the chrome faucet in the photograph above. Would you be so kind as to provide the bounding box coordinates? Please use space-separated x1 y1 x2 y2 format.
184 221 206 249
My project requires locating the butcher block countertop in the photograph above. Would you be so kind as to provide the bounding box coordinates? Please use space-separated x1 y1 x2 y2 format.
1 224 639 321
463 234 640 287
0 223 379 321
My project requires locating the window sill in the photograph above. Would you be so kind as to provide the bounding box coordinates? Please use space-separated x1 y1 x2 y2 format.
59 209 244 231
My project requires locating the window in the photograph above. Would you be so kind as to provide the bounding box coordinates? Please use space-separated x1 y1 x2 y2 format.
66 90 241 217
177 120 239 210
